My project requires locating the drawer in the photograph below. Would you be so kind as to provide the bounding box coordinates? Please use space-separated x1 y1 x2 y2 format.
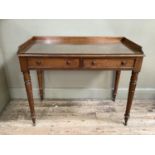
83 58 134 69
28 58 79 69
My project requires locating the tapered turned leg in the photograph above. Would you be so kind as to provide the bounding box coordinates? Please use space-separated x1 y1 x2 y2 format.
124 71 139 126
37 70 44 100
112 70 121 101
23 71 36 126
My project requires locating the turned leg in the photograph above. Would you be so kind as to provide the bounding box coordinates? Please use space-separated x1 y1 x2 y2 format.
124 71 139 126
112 70 121 101
23 71 36 126
37 70 44 100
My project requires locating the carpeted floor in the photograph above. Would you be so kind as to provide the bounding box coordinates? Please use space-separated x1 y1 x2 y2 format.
0 99 155 135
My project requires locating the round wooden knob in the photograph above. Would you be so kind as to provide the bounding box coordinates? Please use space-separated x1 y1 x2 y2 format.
66 60 71 65
36 61 41 65
121 61 127 66
91 60 96 66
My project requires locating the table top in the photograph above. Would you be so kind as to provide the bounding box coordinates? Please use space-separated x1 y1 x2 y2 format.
18 36 144 57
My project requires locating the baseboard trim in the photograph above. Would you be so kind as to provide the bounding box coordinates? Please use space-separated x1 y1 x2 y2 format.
10 88 155 99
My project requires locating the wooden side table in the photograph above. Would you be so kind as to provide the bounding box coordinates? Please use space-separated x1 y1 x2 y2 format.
17 36 144 126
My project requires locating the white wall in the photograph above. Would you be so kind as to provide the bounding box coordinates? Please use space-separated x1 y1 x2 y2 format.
0 19 154 99
0 46 10 111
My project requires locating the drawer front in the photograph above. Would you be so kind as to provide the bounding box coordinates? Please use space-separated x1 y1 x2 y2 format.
83 58 134 69
28 58 79 69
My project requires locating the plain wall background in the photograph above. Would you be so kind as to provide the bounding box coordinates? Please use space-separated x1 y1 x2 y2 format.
0 19 154 99
0 46 10 111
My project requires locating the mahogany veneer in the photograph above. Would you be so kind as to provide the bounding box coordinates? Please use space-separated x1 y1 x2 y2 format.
17 36 144 126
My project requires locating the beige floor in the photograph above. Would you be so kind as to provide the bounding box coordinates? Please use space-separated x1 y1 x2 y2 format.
0 99 155 135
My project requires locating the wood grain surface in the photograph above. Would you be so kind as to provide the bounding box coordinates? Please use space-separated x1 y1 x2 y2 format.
0 100 154 135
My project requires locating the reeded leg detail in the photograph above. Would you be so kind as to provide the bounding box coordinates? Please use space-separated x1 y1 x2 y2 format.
23 71 36 126
113 70 121 101
37 70 44 100
124 71 139 126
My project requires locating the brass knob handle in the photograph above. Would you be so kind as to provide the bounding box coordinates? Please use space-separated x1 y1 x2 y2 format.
121 61 127 66
66 60 71 65
91 60 96 66
36 61 41 65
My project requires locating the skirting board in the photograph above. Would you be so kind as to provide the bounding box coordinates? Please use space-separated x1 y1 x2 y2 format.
10 88 155 99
